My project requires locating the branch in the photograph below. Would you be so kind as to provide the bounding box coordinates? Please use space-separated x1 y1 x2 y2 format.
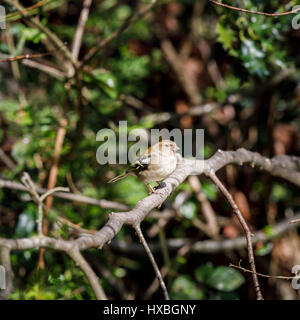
207 172 263 300
290 218 300 224
72 0 93 60
0 178 129 211
230 261 297 280
4 0 79 69
68 248 107 300
0 149 299 298
134 224 169 300
1 149 299 252
209 0 300 17
0 148 16 169
21 59 65 80
21 172 70 236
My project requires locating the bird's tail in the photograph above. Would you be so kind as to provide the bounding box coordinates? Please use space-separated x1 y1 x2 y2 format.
108 171 130 183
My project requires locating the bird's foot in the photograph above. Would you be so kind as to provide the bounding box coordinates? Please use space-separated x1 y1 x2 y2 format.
154 182 166 191
154 182 167 209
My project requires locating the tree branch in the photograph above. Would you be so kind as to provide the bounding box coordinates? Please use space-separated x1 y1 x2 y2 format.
68 247 107 300
134 224 169 300
207 172 263 300
0 148 299 299
0 178 129 211
209 0 300 17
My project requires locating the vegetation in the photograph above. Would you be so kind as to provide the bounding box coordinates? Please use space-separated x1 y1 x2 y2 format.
0 0 299 300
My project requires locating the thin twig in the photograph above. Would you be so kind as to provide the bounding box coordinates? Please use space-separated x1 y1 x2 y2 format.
230 261 298 280
134 224 170 300
20 173 69 237
0 148 15 169
40 187 70 203
72 0 93 60
1 0 50 23
4 0 78 68
68 248 107 300
0 178 129 210
290 218 300 224
21 59 65 80
207 171 263 300
209 0 300 17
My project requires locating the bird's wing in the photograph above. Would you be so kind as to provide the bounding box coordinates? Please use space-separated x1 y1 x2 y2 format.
128 152 151 172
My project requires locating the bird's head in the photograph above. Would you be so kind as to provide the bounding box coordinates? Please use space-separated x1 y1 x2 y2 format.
155 140 180 153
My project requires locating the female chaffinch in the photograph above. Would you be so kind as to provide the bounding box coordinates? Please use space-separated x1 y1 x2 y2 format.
108 140 179 193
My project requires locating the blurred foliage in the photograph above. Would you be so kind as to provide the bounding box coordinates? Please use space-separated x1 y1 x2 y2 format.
0 0 299 300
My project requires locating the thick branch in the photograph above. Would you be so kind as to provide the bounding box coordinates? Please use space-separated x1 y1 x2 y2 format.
1 149 299 253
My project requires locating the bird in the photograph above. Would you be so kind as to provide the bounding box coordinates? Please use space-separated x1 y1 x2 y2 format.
108 140 179 193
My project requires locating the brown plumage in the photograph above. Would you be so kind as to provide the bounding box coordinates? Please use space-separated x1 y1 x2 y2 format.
108 140 179 193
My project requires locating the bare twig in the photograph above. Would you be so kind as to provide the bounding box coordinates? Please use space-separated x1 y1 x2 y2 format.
134 224 170 300
57 216 96 235
230 261 298 280
0 148 15 169
290 218 300 224
72 0 93 60
207 172 263 300
21 172 69 236
0 178 129 210
0 51 52 63
21 59 65 80
4 0 79 68
68 247 107 300
188 176 219 236
1 0 50 22
209 0 300 17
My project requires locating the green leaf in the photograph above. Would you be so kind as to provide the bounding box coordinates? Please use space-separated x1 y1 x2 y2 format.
206 266 245 292
171 276 204 300
217 21 236 52
195 262 214 283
